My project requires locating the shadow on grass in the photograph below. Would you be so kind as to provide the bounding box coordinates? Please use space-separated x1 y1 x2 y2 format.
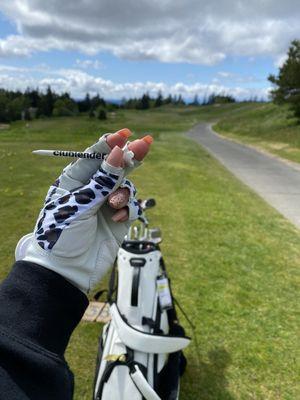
182 348 235 400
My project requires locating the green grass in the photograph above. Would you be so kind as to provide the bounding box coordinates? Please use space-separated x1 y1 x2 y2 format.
214 102 300 163
0 107 299 399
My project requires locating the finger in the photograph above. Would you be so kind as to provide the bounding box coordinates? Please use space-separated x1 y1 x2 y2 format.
128 135 153 161
109 178 142 223
108 187 130 209
123 135 153 176
106 128 132 149
112 207 129 222
106 146 124 167
108 178 136 210
111 197 141 222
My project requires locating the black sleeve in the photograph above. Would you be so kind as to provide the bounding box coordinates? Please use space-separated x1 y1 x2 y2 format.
0 260 89 400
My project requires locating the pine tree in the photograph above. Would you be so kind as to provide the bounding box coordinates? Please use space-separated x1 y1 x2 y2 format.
268 40 300 120
91 94 106 109
192 94 199 106
44 86 55 116
164 94 173 105
136 93 150 110
176 94 185 105
154 91 163 107
80 93 91 112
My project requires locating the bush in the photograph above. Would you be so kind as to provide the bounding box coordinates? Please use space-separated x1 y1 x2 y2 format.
97 108 107 120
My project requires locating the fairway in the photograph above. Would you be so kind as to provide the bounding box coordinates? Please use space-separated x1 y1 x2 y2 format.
0 106 299 399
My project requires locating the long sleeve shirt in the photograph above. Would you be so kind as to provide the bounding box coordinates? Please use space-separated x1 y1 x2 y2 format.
0 260 89 400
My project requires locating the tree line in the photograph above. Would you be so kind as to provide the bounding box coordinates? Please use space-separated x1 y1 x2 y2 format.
0 87 110 123
122 92 236 109
0 86 238 123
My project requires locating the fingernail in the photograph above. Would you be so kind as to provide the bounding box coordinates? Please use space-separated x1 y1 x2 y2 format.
142 135 153 144
128 138 151 161
106 129 132 149
117 128 132 138
108 189 128 208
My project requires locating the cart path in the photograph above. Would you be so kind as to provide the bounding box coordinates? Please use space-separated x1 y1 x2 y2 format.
187 123 300 229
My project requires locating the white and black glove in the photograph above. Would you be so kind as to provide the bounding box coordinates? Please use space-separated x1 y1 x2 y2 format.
17 130 151 294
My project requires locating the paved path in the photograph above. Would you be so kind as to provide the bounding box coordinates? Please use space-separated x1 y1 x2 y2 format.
187 123 300 229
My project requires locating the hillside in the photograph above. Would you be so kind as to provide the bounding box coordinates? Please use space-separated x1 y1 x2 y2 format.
214 102 300 163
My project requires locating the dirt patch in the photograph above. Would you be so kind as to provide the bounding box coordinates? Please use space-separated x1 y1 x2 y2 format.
0 124 10 130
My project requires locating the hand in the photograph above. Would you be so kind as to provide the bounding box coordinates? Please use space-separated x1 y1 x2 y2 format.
22 129 152 293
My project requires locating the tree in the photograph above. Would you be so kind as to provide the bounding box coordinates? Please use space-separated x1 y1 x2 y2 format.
78 93 91 112
44 86 55 116
191 94 199 106
7 96 27 121
125 98 138 109
91 94 106 109
268 40 300 121
25 87 40 107
154 91 163 107
136 93 150 110
202 93 208 105
97 108 107 120
214 94 235 104
205 93 235 105
176 94 185 106
0 92 9 122
52 98 78 117
164 94 173 105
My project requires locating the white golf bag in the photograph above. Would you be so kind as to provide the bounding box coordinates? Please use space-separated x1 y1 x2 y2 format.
93 237 191 400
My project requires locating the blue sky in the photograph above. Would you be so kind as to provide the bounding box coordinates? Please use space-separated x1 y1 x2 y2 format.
0 0 299 100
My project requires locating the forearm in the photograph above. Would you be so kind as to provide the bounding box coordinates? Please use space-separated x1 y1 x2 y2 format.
0 260 88 400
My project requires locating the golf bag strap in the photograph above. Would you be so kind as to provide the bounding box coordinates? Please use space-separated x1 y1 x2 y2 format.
130 364 161 400
110 304 191 353
107 261 117 303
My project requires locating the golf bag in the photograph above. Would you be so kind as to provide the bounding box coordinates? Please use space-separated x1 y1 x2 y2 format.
93 240 191 400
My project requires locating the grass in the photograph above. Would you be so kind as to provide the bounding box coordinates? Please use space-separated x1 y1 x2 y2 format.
214 102 300 163
0 106 299 399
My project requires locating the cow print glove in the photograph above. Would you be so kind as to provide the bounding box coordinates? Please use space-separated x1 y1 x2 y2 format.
22 136 142 294
35 161 123 251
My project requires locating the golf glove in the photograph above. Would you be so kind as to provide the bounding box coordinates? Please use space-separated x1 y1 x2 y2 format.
20 134 142 293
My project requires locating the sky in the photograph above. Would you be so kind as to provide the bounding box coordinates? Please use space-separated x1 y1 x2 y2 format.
0 0 299 101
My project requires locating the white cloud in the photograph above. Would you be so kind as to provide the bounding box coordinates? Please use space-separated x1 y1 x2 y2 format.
218 72 232 78
75 59 103 70
0 64 270 100
0 0 299 64
216 71 263 84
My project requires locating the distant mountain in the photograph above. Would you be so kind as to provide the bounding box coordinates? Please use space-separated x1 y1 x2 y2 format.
106 99 123 105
